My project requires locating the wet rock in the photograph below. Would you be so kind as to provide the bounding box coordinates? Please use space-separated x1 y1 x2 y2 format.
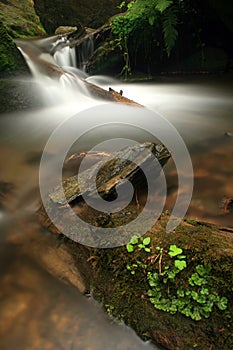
0 22 28 78
55 26 78 35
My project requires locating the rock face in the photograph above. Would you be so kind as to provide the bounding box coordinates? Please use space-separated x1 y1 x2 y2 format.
34 0 125 34
0 0 45 77
0 21 28 77
0 0 45 38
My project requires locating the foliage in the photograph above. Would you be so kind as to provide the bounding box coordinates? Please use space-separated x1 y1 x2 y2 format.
125 239 228 321
111 0 180 76
126 235 151 253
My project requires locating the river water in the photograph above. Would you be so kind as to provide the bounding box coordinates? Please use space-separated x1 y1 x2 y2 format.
0 36 233 349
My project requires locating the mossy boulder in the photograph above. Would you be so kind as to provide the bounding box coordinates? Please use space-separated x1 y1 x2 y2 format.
0 21 28 77
0 0 45 77
0 0 45 38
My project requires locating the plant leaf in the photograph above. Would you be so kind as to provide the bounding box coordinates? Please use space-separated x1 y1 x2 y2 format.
148 15 155 26
168 244 183 257
217 297 228 310
126 243 134 252
130 235 139 244
162 8 178 57
156 0 173 13
143 237 151 245
175 259 187 270
196 264 211 277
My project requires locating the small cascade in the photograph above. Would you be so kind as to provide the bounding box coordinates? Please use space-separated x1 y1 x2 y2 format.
16 36 92 102
54 46 77 68
53 34 94 72
59 72 89 96
77 35 94 72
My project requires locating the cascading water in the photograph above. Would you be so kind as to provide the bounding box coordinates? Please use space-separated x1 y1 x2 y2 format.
52 33 94 72
54 45 77 67
77 35 94 71
16 36 92 102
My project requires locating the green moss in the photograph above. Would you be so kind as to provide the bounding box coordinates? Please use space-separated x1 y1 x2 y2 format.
0 0 45 38
0 21 28 76
65 212 233 349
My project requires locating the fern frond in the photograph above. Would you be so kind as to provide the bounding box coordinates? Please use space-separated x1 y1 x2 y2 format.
162 8 178 56
156 0 173 13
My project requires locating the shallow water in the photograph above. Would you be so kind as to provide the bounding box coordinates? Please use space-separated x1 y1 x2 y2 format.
0 37 233 349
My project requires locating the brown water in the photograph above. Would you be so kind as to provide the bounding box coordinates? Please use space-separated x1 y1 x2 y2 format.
0 37 233 349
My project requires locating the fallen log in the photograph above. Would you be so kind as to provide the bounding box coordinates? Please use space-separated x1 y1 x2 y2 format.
49 142 170 206
37 209 233 350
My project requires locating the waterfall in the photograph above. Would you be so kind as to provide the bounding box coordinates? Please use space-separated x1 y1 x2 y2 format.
54 46 77 67
77 35 94 72
52 34 94 73
15 36 92 100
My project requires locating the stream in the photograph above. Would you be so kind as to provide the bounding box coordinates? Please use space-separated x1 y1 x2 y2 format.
0 35 233 349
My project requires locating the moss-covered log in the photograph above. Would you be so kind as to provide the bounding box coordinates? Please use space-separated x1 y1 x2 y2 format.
38 199 233 350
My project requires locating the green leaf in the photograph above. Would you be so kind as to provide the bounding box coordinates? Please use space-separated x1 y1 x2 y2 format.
148 15 155 26
196 295 207 304
196 264 211 277
145 247 151 253
156 0 173 13
189 273 207 286
138 243 144 249
162 8 178 57
117 1 126 9
174 259 187 271
168 245 183 257
202 303 213 313
126 243 134 253
177 288 185 297
177 255 186 259
192 307 202 321
191 291 199 301
143 237 151 245
200 287 209 295
217 297 228 310
130 235 139 244
208 294 219 303
167 269 179 280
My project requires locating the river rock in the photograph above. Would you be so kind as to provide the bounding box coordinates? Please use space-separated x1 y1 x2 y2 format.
55 26 78 35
